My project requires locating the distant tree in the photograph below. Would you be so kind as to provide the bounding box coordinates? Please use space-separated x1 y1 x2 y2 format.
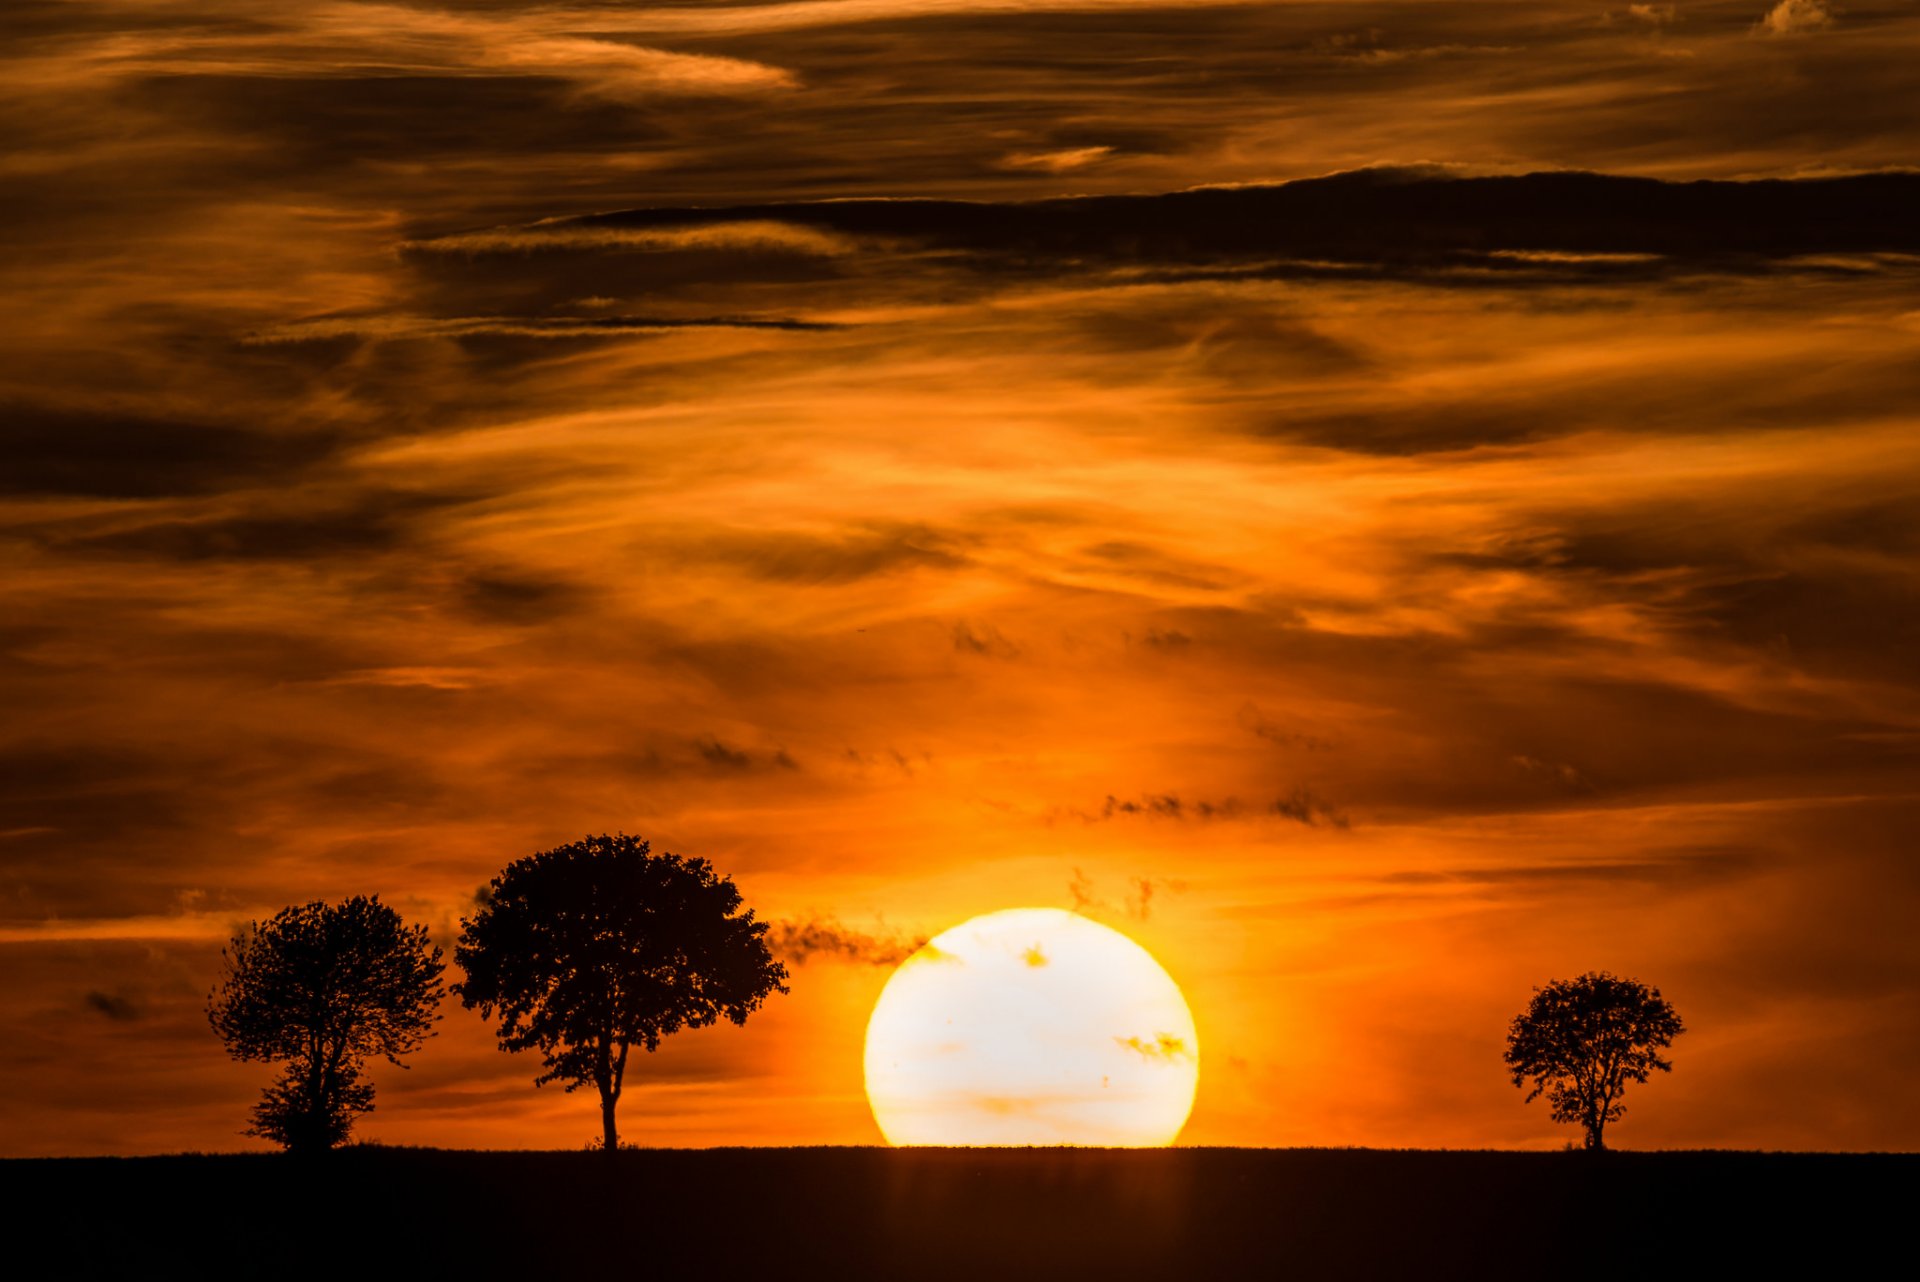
208 896 445 1152
456 834 790 1151
1504 971 1684 1151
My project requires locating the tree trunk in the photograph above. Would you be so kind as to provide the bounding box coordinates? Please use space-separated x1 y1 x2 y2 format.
600 1087 619 1152
301 1052 329 1154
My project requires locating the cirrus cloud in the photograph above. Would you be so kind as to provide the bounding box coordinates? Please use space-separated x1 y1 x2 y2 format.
1756 0 1837 34
14 3 797 101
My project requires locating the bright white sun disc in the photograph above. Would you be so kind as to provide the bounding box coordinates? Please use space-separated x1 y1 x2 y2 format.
863 908 1199 1146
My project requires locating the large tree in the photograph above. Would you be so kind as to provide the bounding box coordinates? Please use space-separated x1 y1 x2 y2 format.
207 896 445 1152
456 834 790 1150
1504 971 1684 1151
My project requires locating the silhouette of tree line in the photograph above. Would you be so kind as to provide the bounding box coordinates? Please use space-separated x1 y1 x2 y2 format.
208 833 1681 1153
208 835 787 1153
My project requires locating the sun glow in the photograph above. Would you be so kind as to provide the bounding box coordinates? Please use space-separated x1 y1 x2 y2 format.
863 908 1199 1146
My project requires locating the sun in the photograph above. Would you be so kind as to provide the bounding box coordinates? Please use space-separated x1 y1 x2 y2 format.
863 908 1199 1146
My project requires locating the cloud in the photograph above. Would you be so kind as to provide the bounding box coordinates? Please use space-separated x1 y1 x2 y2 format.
83 990 145 1022
1087 540 1236 592
1512 754 1593 792
767 917 925 966
999 146 1115 174
316 667 492 692
1379 846 1767 890
458 572 591 626
0 746 200 860
560 171 1920 277
606 0 1276 38
53 489 480 562
1756 0 1836 35
402 221 862 259
33 4 797 103
1238 705 1336 752
1270 787 1351 829
952 621 1019 658
0 406 337 499
841 747 929 777
1609 4 1678 27
1066 790 1348 827
694 737 799 773
243 314 844 345
1115 1033 1193 1062
1101 794 1220 820
1076 874 1189 921
1309 30 1520 64
682 524 968 586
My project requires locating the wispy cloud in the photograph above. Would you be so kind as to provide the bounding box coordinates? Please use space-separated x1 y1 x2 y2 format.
403 222 861 258
1069 870 1186 920
768 918 926 966
1115 1033 1194 1062
1057 790 1350 828
83 990 145 1022
243 314 844 344
554 172 1920 278
608 0 1274 38
23 3 797 101
1755 0 1837 35
999 146 1116 174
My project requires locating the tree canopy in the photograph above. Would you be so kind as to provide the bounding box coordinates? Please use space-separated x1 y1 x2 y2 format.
455 834 790 1150
1504 971 1683 1150
207 896 445 1152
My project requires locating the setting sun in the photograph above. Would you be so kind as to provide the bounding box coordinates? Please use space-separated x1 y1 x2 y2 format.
863 909 1199 1146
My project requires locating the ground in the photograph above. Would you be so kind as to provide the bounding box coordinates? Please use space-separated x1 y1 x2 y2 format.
16 1147 1908 1277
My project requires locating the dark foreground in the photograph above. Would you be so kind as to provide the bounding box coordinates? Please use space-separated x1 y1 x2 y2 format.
19 1147 1912 1279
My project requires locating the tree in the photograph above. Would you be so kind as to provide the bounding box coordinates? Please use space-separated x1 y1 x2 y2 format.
207 896 445 1152
455 834 790 1151
1504 971 1683 1150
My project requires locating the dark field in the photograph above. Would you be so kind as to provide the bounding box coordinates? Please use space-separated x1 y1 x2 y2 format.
18 1147 1910 1278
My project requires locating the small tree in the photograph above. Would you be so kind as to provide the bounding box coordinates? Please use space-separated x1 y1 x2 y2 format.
1504 971 1683 1151
208 896 445 1152
455 834 789 1151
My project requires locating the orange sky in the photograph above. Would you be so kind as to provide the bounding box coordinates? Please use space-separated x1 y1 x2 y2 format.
3 0 1918 1156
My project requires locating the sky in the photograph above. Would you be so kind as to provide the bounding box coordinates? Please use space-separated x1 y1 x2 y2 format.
3 0 1919 1156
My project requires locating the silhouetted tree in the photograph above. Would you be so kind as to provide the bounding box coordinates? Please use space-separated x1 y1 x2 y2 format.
207 896 445 1152
1504 971 1683 1150
456 834 789 1151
